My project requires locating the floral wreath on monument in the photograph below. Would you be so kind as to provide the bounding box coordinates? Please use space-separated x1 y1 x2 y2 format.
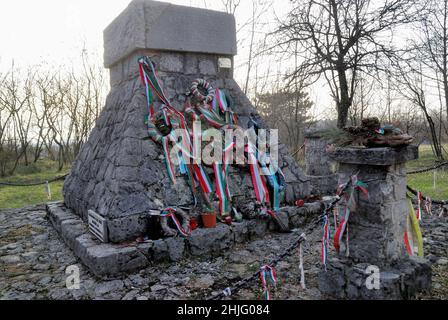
137 56 286 238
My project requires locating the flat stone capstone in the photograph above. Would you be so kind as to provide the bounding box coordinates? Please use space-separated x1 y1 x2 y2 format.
104 0 237 68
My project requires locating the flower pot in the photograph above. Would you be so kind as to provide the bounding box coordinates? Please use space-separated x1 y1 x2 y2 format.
201 213 217 228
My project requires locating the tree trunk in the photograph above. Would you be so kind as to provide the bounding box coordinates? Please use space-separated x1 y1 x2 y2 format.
337 68 350 128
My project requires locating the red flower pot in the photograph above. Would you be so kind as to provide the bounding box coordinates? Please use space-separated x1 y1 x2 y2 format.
201 213 217 228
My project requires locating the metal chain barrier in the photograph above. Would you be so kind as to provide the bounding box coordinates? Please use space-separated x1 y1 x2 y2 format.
407 161 448 175
205 180 350 301
407 185 448 205
0 174 68 187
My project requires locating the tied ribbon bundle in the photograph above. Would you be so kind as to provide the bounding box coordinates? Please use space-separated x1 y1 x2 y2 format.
259 265 277 300
160 207 190 237
265 164 284 212
330 176 369 258
212 88 238 125
259 150 285 212
139 57 186 122
139 56 284 217
246 143 270 205
138 57 190 152
213 162 231 215
139 57 217 199
196 105 228 128
162 135 176 183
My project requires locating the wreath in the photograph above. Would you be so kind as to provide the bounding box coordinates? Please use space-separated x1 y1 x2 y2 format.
160 207 190 237
190 79 215 104
147 109 174 143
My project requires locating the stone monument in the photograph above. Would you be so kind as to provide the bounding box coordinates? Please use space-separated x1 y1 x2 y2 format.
48 0 317 277
318 146 431 299
62 0 310 244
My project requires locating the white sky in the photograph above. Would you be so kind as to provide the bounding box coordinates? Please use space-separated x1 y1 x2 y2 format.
0 0 287 66
0 0 133 66
0 0 336 115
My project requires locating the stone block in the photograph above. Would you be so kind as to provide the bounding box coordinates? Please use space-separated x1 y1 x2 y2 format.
47 204 150 278
186 224 232 256
46 202 76 233
320 257 432 299
198 58 217 75
84 245 148 277
104 0 237 68
247 219 268 239
230 222 249 243
159 53 184 73
107 214 148 243
184 54 198 74
165 237 185 261
329 145 418 166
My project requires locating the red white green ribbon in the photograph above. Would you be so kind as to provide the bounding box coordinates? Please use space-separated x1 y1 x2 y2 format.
160 207 190 237
193 164 213 194
139 60 155 120
246 143 270 205
197 104 228 128
214 88 238 125
333 205 350 254
259 265 277 300
333 176 368 254
212 88 228 113
213 162 231 215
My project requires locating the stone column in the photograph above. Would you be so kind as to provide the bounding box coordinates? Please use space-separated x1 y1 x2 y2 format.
318 146 431 299
304 129 338 195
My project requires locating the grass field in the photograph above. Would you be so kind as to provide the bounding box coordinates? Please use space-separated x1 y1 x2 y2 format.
0 160 70 210
407 144 448 200
0 145 447 210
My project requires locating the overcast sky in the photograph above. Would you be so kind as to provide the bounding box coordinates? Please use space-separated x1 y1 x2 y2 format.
0 0 288 65
0 0 330 114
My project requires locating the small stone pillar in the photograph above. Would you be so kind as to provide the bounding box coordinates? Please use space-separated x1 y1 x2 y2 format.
318 146 431 299
304 129 338 195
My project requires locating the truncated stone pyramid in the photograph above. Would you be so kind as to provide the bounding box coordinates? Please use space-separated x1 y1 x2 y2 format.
63 0 310 243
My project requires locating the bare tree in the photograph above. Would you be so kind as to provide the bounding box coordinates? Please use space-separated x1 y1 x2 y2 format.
221 0 241 14
396 62 444 159
0 64 34 173
275 0 417 128
257 84 314 154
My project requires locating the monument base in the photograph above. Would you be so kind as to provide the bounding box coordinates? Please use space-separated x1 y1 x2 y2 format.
47 201 322 278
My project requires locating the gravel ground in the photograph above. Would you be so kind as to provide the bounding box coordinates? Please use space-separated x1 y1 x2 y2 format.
0 204 446 300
